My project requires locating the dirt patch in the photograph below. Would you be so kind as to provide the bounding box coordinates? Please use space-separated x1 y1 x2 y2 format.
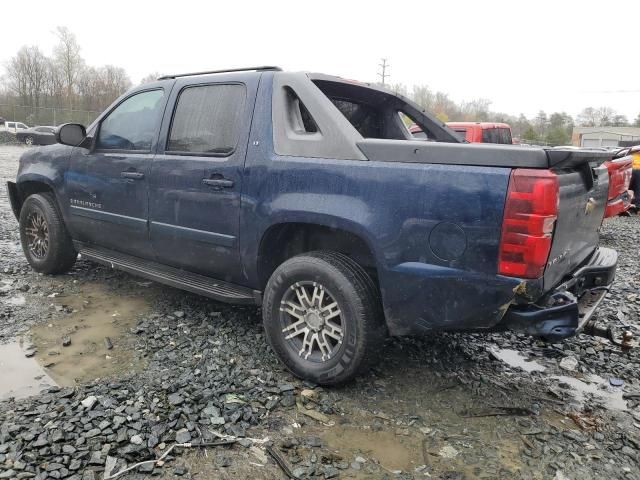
29 281 151 386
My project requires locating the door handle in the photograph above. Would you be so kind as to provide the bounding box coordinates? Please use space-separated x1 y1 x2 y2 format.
121 171 145 180
202 178 234 188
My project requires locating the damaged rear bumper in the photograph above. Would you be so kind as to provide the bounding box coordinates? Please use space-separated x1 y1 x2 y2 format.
499 247 617 342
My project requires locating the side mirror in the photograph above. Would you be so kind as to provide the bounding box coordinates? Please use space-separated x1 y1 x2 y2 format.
56 123 87 147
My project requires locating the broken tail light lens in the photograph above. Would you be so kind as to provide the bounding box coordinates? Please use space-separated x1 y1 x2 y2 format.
498 169 558 279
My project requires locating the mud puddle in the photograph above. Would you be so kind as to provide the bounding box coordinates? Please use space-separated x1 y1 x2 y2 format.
309 364 534 478
0 341 56 400
322 427 423 473
490 348 546 373
491 348 627 411
551 374 627 411
28 282 151 386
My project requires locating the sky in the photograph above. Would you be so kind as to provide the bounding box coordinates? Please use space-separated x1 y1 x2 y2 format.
2 0 639 121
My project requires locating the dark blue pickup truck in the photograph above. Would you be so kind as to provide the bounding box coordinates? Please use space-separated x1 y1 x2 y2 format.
7 66 617 384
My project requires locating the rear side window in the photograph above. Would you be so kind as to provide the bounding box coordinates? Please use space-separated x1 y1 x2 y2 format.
167 84 246 155
453 129 467 141
96 89 165 151
482 128 512 144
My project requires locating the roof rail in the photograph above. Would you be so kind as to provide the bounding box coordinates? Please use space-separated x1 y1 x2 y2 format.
157 66 282 80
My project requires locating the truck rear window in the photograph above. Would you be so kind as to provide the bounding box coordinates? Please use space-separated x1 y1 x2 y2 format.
311 79 459 143
329 99 383 139
481 128 512 144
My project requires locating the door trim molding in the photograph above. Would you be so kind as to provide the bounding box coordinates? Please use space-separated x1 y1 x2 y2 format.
150 221 236 247
70 205 147 230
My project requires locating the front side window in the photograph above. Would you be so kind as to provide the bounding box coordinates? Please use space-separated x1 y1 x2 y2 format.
96 89 164 151
17 123 27 129
167 84 246 155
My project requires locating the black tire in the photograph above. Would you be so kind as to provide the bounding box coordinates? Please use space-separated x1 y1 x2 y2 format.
262 251 386 385
24 136 34 146
19 193 77 274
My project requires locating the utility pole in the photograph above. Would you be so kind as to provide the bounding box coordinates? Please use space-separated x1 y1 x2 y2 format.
377 58 390 85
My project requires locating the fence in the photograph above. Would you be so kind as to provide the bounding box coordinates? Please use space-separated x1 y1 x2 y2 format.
0 104 101 127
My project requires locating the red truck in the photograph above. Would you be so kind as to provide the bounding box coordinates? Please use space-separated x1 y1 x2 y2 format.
410 122 513 144
446 122 513 144
604 152 635 218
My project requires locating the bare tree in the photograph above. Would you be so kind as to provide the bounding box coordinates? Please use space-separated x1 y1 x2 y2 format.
5 46 48 109
140 73 162 84
54 26 84 109
577 106 619 127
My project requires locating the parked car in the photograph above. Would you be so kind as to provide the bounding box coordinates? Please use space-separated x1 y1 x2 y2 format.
1 121 29 133
16 126 57 146
6 66 617 384
410 122 513 144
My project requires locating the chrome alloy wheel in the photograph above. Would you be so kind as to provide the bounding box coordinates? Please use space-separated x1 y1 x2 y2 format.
25 211 49 259
279 281 344 362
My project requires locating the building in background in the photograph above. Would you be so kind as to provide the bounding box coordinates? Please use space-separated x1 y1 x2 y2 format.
572 127 640 148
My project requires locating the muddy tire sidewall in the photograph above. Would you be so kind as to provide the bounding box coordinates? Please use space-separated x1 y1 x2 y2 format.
19 193 77 274
262 252 383 385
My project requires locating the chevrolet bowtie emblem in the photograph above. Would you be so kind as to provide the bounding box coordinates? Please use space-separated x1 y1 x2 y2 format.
585 197 596 215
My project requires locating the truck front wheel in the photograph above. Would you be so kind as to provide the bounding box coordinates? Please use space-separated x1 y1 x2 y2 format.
19 193 77 274
262 251 386 385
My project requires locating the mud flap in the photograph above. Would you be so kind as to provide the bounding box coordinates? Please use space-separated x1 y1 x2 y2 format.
7 181 22 220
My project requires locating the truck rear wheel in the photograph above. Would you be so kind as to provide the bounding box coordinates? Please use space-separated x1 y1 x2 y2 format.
262 251 385 385
19 193 77 274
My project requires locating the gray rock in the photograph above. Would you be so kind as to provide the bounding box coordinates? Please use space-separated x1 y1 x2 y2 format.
175 429 191 444
167 393 184 406
173 465 188 476
62 445 76 454
130 435 143 445
210 416 226 426
81 396 97 409
323 466 339 478
82 471 96 480
215 455 232 467
85 429 101 438
559 356 578 372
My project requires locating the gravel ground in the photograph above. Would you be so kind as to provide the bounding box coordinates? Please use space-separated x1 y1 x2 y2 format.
1 144 640 480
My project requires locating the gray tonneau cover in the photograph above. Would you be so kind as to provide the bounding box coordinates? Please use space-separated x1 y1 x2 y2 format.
357 139 613 169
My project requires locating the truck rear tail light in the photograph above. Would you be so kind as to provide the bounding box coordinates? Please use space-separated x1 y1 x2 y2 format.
498 169 558 279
